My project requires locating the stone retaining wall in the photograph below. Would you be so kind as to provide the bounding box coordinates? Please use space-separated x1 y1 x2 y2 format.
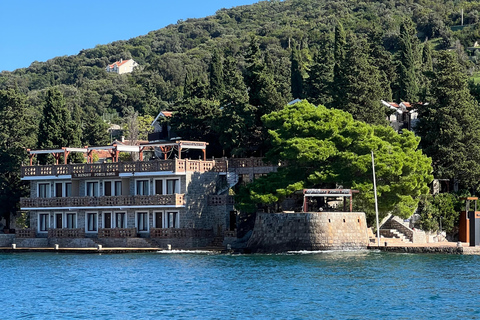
246 212 368 253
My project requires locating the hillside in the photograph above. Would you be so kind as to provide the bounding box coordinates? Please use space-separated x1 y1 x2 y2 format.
1 0 479 119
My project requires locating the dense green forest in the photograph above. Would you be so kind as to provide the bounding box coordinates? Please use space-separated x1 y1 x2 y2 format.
4 0 480 228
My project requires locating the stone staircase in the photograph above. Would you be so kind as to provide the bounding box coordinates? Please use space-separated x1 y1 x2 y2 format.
379 229 412 243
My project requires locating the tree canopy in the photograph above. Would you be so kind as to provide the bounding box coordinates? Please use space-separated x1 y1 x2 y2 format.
236 101 433 224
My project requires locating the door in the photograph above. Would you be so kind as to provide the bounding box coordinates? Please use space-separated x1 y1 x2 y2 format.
55 183 63 197
55 213 63 229
155 212 163 228
104 212 112 229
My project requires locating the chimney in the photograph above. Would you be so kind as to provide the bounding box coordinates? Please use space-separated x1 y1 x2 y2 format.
121 136 125 143
120 58 123 63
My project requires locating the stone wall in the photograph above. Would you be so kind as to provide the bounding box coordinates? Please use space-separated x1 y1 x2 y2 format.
0 234 14 247
246 212 369 253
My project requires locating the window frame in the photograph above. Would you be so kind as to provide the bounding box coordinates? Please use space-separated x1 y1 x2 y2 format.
85 180 100 197
38 212 50 233
135 211 149 232
85 212 99 233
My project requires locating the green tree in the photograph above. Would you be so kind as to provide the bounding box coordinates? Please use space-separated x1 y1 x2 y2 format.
0 89 36 228
83 107 110 146
397 18 419 102
209 49 224 100
307 35 334 106
38 87 82 163
416 51 480 191
215 55 256 156
331 22 347 107
417 193 461 235
332 38 387 125
236 101 433 224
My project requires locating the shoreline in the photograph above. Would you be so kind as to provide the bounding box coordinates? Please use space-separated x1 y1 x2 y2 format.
2 242 480 255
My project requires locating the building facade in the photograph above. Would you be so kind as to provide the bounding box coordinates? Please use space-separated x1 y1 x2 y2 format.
105 59 138 74
19 142 239 248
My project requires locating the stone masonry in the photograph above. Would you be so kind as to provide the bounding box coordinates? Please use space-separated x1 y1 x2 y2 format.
247 212 369 253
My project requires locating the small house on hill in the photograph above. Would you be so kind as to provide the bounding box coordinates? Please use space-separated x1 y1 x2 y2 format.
149 111 176 142
381 100 420 133
105 59 138 74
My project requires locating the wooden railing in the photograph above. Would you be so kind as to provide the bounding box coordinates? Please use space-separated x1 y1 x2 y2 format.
207 195 235 206
150 228 214 239
21 158 277 178
48 228 85 238
20 194 185 208
15 228 36 238
98 228 137 238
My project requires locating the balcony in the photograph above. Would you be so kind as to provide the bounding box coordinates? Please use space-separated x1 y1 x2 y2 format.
21 159 227 178
20 194 186 209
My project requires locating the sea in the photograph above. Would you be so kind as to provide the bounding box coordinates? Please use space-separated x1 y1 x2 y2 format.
1 250 479 319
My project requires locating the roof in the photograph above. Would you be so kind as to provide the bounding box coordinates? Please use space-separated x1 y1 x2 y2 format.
107 59 133 69
151 111 173 126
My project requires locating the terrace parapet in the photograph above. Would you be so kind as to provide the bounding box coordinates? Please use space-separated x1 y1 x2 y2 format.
20 194 185 209
21 159 227 178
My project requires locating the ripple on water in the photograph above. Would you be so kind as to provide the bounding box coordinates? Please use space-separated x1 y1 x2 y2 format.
1 252 480 319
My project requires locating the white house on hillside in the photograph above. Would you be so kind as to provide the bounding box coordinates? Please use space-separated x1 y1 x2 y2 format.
106 59 138 74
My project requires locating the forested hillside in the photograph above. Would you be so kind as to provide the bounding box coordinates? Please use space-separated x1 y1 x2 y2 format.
3 0 480 226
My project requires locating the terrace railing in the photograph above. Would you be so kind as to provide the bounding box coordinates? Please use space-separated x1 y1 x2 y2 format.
21 159 230 178
48 228 85 238
150 228 214 239
98 228 137 238
20 194 185 208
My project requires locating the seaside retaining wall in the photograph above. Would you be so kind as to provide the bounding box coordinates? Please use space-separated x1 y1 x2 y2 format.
247 212 369 253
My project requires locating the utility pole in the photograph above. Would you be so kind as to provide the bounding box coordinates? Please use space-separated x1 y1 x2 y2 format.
372 151 380 247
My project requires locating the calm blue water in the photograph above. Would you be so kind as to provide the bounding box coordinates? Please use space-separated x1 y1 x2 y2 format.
1 250 479 319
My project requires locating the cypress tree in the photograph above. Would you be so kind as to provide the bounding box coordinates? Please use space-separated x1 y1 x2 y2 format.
291 44 304 99
416 51 480 190
209 49 224 100
397 19 419 102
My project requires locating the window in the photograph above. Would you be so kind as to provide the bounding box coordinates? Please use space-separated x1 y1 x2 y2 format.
136 212 149 232
86 212 98 232
136 180 149 195
54 182 72 197
66 183 72 197
66 213 76 228
38 183 50 198
166 179 179 194
38 213 49 232
86 181 99 197
104 180 122 196
163 211 179 228
55 183 63 197
115 212 126 228
154 179 163 195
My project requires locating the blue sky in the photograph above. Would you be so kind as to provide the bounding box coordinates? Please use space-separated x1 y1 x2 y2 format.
0 0 260 72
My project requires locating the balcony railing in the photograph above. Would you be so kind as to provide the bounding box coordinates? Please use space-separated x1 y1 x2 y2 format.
16 228 36 238
150 228 214 239
20 194 185 208
48 228 85 238
98 228 137 238
21 159 229 178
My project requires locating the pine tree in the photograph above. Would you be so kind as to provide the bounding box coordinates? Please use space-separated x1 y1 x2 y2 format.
332 37 387 125
416 51 480 190
306 33 334 106
0 89 36 227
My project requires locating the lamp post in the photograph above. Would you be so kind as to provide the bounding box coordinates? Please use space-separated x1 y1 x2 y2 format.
372 151 380 247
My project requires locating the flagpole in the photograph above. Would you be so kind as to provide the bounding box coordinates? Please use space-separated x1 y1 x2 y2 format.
371 151 380 247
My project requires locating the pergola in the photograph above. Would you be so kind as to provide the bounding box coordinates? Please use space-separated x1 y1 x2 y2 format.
27 147 88 165
26 140 210 165
302 189 359 212
139 140 209 161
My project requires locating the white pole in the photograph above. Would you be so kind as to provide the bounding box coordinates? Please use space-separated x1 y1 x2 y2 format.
372 151 380 247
